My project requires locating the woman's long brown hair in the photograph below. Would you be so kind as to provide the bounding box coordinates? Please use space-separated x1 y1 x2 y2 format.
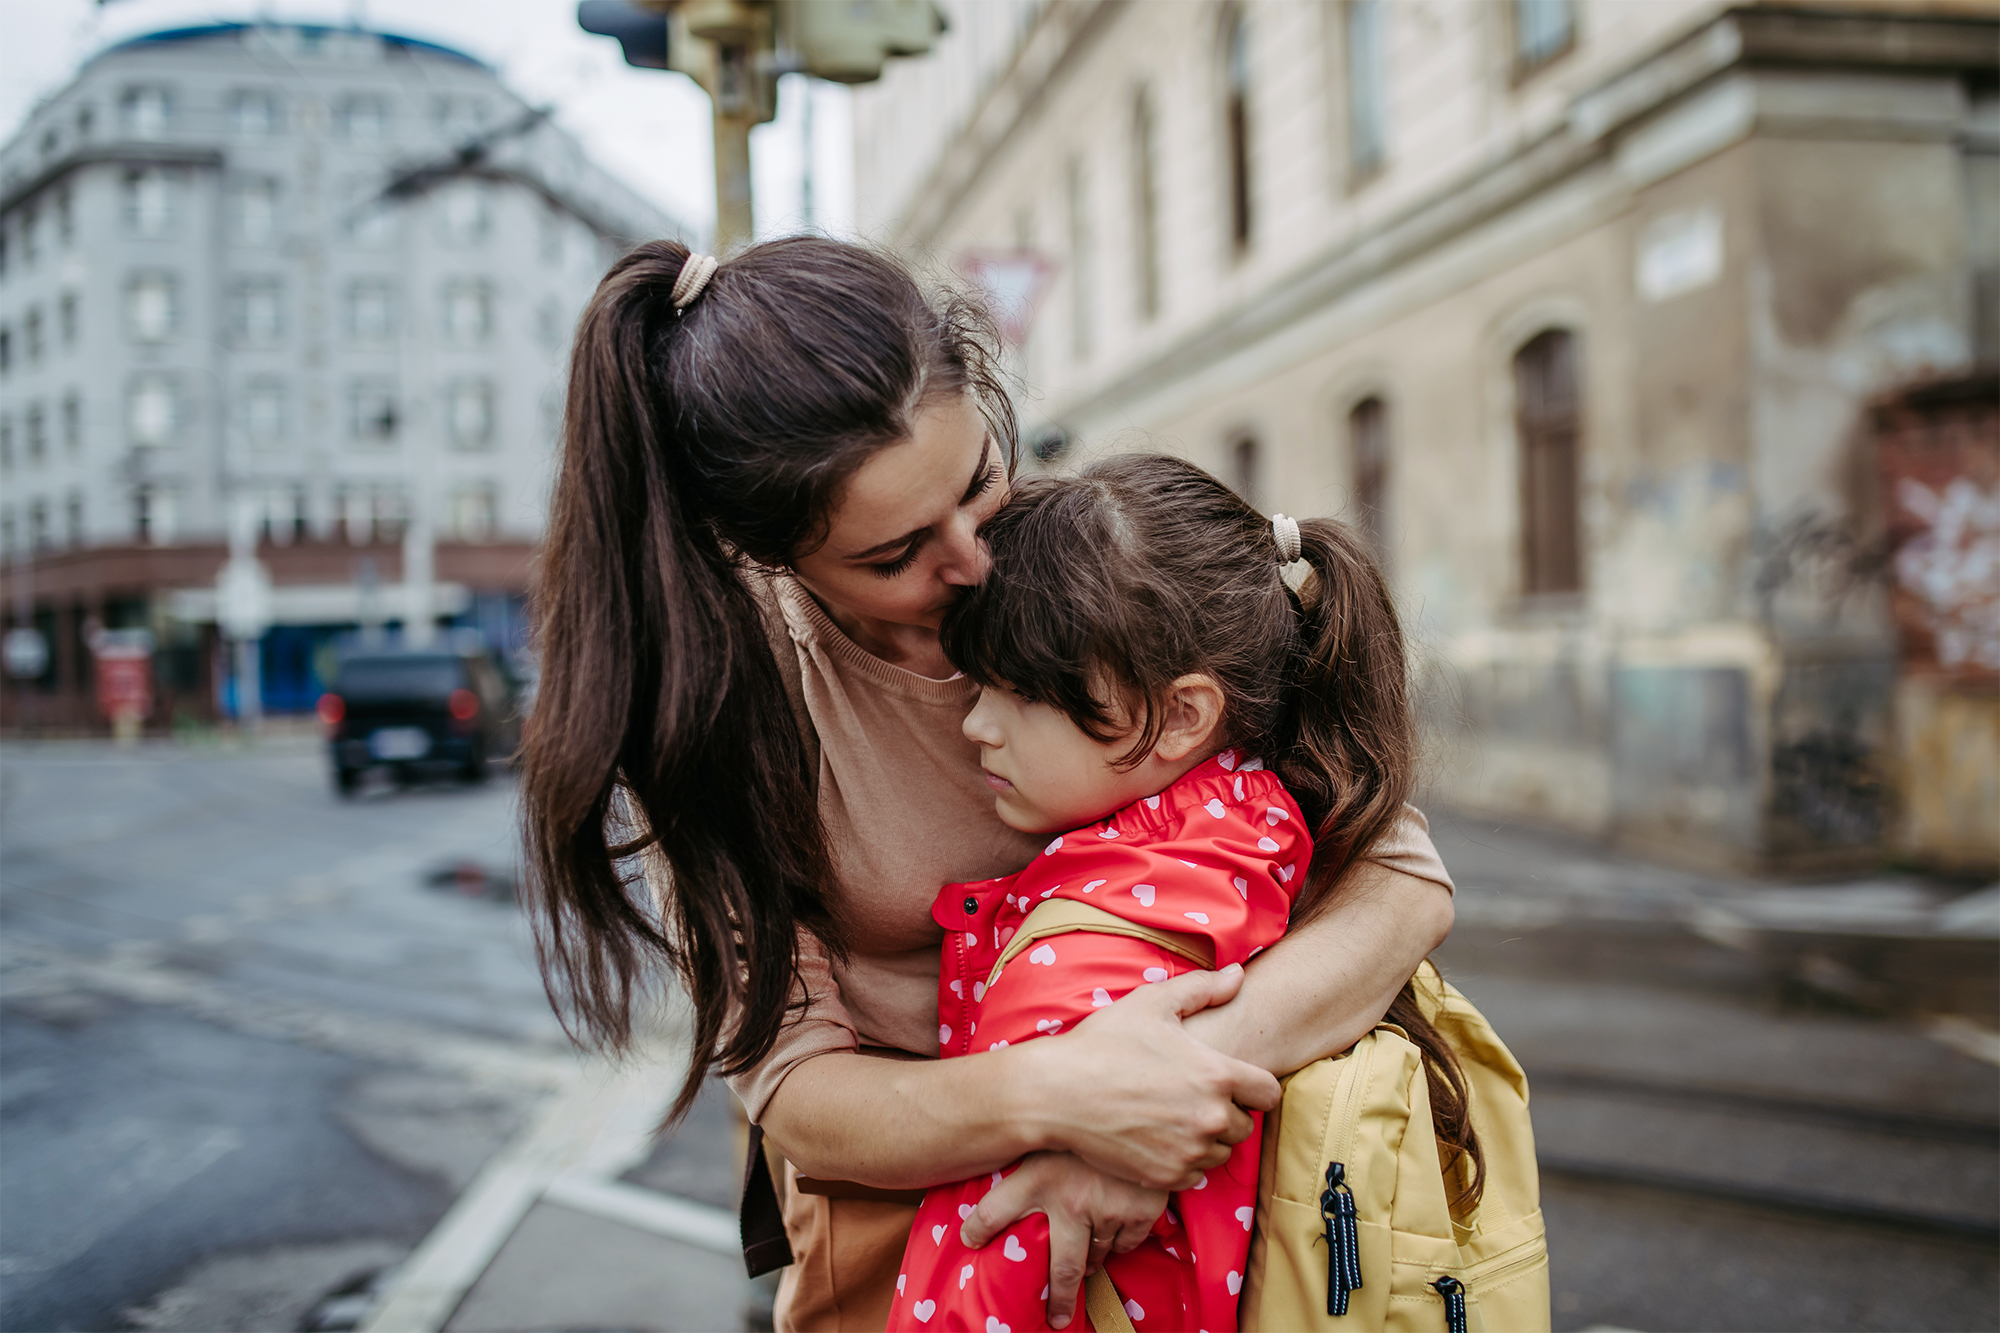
941 454 1484 1207
524 237 1011 1124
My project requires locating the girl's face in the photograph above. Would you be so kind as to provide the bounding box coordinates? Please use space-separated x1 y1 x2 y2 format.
790 394 1006 632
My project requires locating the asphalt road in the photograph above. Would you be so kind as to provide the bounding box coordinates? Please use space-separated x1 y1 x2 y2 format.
2 742 1994 1333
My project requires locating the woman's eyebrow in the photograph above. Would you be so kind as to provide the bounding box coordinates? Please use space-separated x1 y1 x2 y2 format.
843 435 995 562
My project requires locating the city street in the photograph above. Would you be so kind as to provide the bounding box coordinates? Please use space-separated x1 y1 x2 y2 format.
1 740 1994 1332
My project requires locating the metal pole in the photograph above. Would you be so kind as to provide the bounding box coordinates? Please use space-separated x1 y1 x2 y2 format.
799 76 814 229
712 40 756 252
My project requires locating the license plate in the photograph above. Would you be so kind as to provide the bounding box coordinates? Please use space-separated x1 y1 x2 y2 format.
369 727 431 760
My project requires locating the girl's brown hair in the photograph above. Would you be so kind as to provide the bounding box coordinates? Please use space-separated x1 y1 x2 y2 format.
940 453 1484 1206
523 236 1011 1123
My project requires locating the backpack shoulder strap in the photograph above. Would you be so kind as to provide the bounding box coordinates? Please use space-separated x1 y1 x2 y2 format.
990 897 1215 987
1085 1270 1137 1333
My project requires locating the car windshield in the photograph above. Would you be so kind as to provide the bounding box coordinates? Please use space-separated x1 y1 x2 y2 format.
337 657 462 701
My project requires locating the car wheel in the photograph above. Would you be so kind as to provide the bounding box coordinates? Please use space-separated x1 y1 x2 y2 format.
334 766 361 797
461 740 488 785
390 764 415 789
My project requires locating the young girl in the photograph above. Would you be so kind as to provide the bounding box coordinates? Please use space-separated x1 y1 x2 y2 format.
888 454 1474 1333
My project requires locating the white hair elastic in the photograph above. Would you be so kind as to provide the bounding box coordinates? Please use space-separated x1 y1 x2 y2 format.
672 253 719 312
1271 513 1302 564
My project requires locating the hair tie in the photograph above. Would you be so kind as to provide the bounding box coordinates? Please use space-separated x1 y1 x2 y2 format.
1271 513 1301 564
671 253 719 313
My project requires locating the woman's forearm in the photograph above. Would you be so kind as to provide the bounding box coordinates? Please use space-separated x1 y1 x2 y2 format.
758 1044 1052 1189
1182 862 1454 1075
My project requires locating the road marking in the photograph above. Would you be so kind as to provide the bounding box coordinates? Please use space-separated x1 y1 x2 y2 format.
542 1174 739 1253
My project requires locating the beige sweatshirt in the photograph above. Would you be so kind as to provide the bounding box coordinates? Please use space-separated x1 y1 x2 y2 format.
726 575 1454 1121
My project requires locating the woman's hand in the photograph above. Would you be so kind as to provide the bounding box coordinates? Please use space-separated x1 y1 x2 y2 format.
960 1152 1167 1330
1025 963 1281 1189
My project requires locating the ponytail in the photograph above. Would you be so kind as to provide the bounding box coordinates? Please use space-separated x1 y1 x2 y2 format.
522 237 1009 1123
1279 519 1484 1211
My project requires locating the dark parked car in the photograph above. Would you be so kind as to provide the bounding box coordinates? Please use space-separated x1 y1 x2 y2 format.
319 648 521 795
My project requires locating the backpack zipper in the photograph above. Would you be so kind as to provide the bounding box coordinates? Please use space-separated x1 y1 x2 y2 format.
1318 1161 1362 1315
1432 1275 1467 1333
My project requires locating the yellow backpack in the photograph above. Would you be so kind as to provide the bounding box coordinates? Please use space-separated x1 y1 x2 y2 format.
995 903 1550 1333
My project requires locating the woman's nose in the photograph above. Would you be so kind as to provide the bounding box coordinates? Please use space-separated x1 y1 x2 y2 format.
935 512 992 587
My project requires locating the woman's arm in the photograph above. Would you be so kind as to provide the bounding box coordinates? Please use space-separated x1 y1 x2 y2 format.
758 965 1280 1190
1182 859 1454 1074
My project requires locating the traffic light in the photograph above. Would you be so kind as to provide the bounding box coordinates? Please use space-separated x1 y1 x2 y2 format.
782 0 947 84
576 0 669 70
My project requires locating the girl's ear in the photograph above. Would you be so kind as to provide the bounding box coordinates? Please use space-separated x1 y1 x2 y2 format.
1153 674 1227 762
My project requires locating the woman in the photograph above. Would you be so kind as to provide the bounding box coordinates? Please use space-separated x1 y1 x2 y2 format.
522 237 1454 1331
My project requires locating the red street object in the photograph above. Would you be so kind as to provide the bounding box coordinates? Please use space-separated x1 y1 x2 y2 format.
94 644 153 725
317 693 346 729
955 249 1055 347
448 688 480 721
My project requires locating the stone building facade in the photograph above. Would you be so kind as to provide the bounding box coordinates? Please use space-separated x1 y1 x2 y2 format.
0 22 679 727
853 0 1999 872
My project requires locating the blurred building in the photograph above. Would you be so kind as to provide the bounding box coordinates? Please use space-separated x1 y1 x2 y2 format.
0 22 679 728
855 0 1999 873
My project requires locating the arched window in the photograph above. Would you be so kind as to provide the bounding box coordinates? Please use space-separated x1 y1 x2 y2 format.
1514 329 1582 595
1349 396 1389 556
1231 434 1260 507
1222 4 1252 252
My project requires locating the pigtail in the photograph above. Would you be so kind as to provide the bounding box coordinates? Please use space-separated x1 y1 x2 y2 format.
1277 517 1483 1210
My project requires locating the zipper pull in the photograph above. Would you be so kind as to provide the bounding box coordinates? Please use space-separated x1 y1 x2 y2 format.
1432 1275 1467 1333
1318 1161 1362 1316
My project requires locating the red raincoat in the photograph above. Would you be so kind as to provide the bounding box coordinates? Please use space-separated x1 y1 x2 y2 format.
887 751 1310 1333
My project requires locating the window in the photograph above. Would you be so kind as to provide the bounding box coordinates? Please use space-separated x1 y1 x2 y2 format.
433 95 487 140
1066 154 1093 362
346 196 399 247
30 500 49 551
65 492 83 547
129 374 179 448
1346 0 1389 181
439 181 489 243
446 379 495 449
0 327 10 373
336 95 389 140
1349 397 1389 557
442 281 492 343
125 169 175 236
61 394 80 456
242 378 286 449
230 89 281 136
230 278 283 346
1131 85 1161 323
56 188 73 246
25 307 42 363
348 279 396 342
76 105 93 140
0 416 11 468
1513 0 1575 76
21 205 38 267
350 380 399 446
230 177 280 244
256 485 307 545
40 128 59 159
1515 329 1583 595
1222 4 1253 252
59 292 78 346
1 510 12 558
1230 434 1260 507
121 86 172 139
26 403 46 464
339 485 405 543
451 484 497 540
134 486 177 545
127 273 178 341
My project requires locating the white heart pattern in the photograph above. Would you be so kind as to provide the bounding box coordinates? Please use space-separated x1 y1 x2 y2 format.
966 932 978 946
1179 859 1198 868
987 1320 1010 1333
1258 836 1280 852
1082 879 1106 893
959 1203 975 1219
1236 1205 1255 1230
972 981 987 1001
1234 775 1246 801
1045 836 1063 854
932 1225 946 1244
1143 966 1169 983
1266 806 1288 824
1227 1271 1243 1295
1218 750 1238 770
993 1171 1005 1189
1036 1018 1064 1034
1145 795 1161 809
1193 1173 1208 1189
988 1040 1008 1050
1240 756 1264 771
1185 911 1210 924
1233 876 1249 899
913 1299 935 1323
1028 944 1057 966
1040 888 1056 898
939 1024 952 1046
1204 798 1227 818
1003 1235 1028 1261
1091 987 1113 1007
1278 864 1295 883
949 980 963 997
959 1263 974 1290
899 1275 907 1295
1124 1299 1146 1320
1098 828 1120 839
1132 884 1156 906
